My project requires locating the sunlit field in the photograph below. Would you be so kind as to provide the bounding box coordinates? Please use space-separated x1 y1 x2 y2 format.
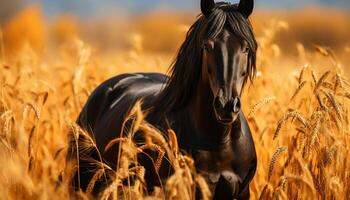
0 6 350 200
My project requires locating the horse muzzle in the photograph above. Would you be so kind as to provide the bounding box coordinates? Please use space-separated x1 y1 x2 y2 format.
213 95 241 124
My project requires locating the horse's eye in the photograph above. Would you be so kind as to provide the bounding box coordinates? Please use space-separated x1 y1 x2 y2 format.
243 46 250 54
241 70 247 77
203 41 214 51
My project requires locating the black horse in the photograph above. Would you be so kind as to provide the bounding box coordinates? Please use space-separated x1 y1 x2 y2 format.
68 0 258 199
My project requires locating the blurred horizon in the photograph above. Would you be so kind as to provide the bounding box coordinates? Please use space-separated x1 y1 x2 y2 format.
0 0 349 68
1 0 350 21
36 0 350 18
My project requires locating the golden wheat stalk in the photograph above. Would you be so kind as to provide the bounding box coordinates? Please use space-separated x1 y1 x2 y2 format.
128 101 145 135
311 70 318 85
309 112 322 149
99 179 121 200
334 74 344 92
313 44 329 56
320 89 343 122
40 91 49 105
328 109 343 131
139 143 165 172
341 78 350 90
168 129 179 158
69 122 108 190
316 93 326 109
273 188 288 200
274 111 308 140
290 81 307 101
298 64 309 84
86 168 106 194
1 110 14 139
314 71 331 92
248 96 276 117
313 45 339 67
322 81 334 90
268 146 287 181
277 176 287 191
104 138 129 154
345 92 350 100
258 183 273 200
24 102 41 120
27 126 35 157
320 146 337 166
196 175 212 200
284 174 317 198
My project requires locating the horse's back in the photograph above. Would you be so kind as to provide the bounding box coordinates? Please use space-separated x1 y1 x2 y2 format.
77 72 167 134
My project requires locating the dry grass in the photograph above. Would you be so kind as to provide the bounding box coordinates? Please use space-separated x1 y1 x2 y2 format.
0 7 350 200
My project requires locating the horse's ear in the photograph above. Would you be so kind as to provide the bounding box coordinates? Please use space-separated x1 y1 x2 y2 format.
201 0 215 17
237 0 254 18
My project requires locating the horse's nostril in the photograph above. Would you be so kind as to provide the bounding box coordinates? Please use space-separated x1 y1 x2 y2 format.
232 97 241 113
214 96 224 110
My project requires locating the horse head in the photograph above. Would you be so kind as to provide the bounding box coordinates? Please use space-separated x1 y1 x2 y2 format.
200 0 256 124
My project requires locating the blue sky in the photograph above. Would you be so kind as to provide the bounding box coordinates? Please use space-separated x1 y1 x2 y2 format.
25 0 350 17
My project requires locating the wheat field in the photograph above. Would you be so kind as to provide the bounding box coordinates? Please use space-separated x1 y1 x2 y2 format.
0 7 350 200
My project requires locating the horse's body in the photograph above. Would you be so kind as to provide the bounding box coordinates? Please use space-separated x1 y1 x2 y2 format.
69 1 258 199
75 72 256 199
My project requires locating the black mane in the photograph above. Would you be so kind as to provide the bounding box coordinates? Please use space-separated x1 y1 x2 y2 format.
156 2 258 112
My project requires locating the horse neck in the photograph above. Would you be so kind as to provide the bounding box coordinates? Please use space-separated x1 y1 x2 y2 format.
187 78 232 150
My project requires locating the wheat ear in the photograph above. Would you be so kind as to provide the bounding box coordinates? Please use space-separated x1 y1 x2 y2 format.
268 146 287 181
